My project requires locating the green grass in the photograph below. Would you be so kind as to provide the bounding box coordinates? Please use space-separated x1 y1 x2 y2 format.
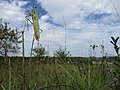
0 57 118 90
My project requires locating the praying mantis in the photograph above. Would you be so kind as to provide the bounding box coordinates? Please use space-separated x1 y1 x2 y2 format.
22 5 42 61
28 6 41 41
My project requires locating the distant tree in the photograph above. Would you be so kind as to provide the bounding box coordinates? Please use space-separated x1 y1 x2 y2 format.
55 47 71 62
0 22 22 59
32 46 46 57
55 47 69 59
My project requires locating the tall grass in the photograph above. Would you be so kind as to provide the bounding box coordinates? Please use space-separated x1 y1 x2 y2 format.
0 56 117 90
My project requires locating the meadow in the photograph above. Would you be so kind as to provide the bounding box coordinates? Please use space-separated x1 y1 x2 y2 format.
0 56 119 90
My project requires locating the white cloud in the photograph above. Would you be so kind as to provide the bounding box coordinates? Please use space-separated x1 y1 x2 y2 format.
0 0 29 28
38 0 118 24
41 15 50 22
37 0 120 56
1 0 120 56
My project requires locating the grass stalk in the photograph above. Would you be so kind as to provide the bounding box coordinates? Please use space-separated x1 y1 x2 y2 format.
8 58 11 90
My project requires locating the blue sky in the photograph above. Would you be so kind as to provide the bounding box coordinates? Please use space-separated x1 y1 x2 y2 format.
0 0 120 57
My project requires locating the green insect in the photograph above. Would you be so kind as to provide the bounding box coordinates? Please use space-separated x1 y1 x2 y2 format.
31 6 40 41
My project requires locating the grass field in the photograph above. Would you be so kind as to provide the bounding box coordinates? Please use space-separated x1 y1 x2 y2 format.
0 56 119 90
